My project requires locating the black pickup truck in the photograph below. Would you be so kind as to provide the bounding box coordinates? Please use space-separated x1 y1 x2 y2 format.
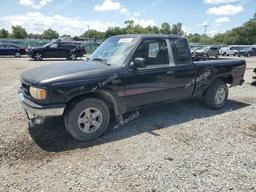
19 34 246 141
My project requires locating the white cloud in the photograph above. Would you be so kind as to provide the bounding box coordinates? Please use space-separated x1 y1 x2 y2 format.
94 0 121 12
201 21 209 26
215 17 230 24
18 0 52 9
133 12 141 17
18 0 34 6
182 26 192 34
207 4 243 15
0 12 117 35
203 0 239 4
120 7 129 15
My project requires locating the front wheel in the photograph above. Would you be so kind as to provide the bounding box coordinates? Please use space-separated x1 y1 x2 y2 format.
34 52 43 61
204 81 228 109
70 53 77 60
64 98 110 141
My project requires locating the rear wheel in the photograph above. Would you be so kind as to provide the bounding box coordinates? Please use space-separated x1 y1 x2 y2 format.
204 81 228 109
34 52 43 61
64 98 110 141
14 52 21 57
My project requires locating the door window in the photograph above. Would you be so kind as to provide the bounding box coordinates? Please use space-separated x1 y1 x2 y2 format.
133 39 169 66
50 43 58 48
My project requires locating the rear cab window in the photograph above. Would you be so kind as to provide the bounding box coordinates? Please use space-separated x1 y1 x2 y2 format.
171 38 192 65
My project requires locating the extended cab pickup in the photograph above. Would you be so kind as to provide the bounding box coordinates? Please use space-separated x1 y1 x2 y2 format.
19 34 246 141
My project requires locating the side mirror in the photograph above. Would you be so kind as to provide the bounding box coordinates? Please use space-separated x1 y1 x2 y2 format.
130 57 146 69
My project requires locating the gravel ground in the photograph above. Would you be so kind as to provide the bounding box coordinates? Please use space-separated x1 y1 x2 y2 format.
0 56 255 192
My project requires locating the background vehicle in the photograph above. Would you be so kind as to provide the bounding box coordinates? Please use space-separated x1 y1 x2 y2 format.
19 34 246 141
191 46 219 60
219 47 238 56
204 46 220 58
27 41 86 61
238 47 256 57
0 43 26 57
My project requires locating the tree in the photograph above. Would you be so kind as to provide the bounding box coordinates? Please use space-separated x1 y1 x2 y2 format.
42 29 59 40
105 27 126 38
124 20 135 29
12 25 27 39
82 30 104 39
187 33 201 43
0 28 9 38
172 22 183 35
160 22 171 34
27 33 41 39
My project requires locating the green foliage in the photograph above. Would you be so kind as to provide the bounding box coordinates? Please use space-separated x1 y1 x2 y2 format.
171 22 183 35
0 28 9 38
42 29 59 40
12 25 27 39
160 22 171 34
82 30 105 39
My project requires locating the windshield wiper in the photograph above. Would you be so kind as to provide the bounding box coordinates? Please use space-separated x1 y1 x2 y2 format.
92 58 111 66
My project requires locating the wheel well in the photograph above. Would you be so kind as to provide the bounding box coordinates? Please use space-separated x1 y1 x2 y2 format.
217 76 233 85
65 91 118 118
202 76 232 96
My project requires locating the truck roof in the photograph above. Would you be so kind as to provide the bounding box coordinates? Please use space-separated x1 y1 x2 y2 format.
113 34 182 39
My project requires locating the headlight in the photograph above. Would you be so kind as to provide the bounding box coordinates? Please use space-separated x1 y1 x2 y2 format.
29 86 47 100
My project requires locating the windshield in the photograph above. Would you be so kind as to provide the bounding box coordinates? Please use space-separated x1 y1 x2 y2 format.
42 42 51 48
90 37 138 66
241 47 250 51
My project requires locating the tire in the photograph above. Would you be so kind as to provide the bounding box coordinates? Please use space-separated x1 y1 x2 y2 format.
14 52 21 57
238 53 241 57
64 98 110 141
233 53 237 56
204 81 229 109
70 53 77 60
34 52 43 61
247 53 251 57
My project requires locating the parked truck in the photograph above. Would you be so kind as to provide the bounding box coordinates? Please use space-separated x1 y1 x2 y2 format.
19 34 246 141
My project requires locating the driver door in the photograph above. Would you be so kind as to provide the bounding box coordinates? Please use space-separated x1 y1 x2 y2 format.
45 43 59 58
123 38 175 108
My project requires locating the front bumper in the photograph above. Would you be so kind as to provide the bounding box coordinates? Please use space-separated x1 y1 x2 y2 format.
19 92 66 117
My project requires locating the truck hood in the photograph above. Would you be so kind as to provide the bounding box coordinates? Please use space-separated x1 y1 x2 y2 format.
21 61 120 85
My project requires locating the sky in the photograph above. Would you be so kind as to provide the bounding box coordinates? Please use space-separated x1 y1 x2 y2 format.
0 0 255 36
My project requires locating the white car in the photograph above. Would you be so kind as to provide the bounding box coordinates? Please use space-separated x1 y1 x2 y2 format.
219 47 238 56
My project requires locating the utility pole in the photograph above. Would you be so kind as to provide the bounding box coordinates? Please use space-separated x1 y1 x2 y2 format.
203 24 209 35
87 24 90 31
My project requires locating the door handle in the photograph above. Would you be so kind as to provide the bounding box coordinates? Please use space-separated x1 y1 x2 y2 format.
166 70 175 75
